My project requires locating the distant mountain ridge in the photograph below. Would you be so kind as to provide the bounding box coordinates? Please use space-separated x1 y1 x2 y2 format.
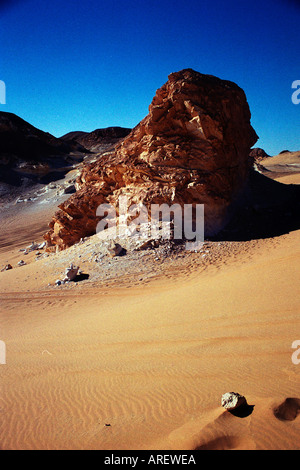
61 126 132 153
0 111 89 194
0 111 86 161
0 113 131 199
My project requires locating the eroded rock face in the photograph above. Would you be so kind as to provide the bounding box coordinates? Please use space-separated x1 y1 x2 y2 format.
44 69 258 250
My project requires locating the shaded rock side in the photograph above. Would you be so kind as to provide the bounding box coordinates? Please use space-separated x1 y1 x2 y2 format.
44 68 258 250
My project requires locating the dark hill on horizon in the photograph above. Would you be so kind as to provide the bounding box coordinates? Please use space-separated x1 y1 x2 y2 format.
0 112 88 197
0 113 131 201
0 112 86 162
60 126 131 153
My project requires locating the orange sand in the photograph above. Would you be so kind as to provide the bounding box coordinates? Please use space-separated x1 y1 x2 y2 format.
0 175 300 450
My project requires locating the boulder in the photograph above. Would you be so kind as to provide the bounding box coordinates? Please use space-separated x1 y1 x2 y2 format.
63 263 79 282
107 241 123 257
44 69 258 251
221 392 247 410
1 264 13 271
26 241 39 251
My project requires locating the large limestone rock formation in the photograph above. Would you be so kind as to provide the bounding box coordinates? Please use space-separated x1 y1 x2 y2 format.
44 69 258 250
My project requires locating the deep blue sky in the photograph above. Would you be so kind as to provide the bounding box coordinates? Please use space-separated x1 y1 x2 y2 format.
0 0 299 155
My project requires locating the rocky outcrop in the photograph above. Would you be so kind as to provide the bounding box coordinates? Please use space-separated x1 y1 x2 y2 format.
249 147 271 162
249 148 271 174
44 69 258 251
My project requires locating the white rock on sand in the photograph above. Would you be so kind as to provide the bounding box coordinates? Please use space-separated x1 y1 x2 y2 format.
221 392 247 410
63 264 80 282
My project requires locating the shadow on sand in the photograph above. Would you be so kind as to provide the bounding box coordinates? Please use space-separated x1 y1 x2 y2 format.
228 403 255 418
73 273 90 282
212 171 300 242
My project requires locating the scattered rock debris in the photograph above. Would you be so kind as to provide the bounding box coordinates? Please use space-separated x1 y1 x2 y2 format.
1 264 13 272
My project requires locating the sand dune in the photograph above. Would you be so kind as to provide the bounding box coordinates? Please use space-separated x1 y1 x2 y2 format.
0 172 300 450
263 150 300 167
261 151 300 178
